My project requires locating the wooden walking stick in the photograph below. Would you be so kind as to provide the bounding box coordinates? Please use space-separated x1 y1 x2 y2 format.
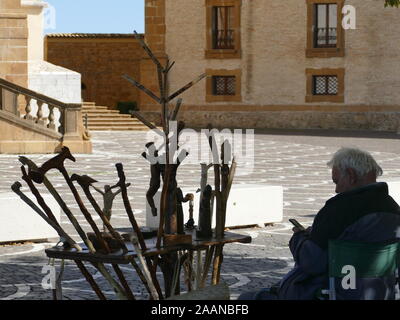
28 146 76 184
18 157 107 300
67 174 139 300
211 244 224 285
71 174 128 251
67 173 135 299
220 141 234 236
114 163 164 299
182 250 194 292
19 155 95 251
195 249 203 290
11 179 106 300
72 173 158 298
115 163 147 251
26 148 129 299
74 260 107 300
200 245 215 288
207 130 223 239
170 250 189 297
129 234 160 300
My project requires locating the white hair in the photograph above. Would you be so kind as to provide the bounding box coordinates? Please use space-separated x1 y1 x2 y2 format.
327 147 383 178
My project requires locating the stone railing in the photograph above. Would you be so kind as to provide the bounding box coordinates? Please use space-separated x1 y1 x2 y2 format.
0 77 82 139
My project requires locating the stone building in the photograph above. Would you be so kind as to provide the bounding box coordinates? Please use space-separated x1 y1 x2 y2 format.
0 0 91 154
140 0 400 131
45 33 144 109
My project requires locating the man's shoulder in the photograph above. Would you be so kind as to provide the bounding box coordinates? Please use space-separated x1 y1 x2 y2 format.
339 212 400 243
310 182 400 249
324 182 396 209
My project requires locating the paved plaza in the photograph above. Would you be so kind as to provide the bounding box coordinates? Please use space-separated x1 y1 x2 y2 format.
0 129 400 300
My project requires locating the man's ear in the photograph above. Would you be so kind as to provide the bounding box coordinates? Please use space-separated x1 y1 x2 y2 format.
346 168 358 184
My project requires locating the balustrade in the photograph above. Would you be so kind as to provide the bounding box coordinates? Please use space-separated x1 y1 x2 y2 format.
0 78 81 139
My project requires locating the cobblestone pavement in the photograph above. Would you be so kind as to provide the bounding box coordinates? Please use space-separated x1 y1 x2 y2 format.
0 129 400 300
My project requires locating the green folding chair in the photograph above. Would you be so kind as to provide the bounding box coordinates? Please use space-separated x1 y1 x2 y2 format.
325 240 400 300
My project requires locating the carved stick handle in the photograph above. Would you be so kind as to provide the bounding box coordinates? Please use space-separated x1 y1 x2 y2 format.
63 169 110 253
115 163 146 251
19 156 94 252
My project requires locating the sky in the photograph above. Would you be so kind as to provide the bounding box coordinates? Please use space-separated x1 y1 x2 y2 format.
44 0 145 34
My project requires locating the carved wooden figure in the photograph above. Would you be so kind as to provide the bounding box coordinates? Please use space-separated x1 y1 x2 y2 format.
91 183 130 231
196 185 213 239
176 189 194 234
185 194 195 229
142 142 163 217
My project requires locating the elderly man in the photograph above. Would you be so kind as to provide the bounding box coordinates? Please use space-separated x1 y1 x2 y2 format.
240 147 400 300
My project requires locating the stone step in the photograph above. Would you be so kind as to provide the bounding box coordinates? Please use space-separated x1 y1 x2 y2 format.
82 110 120 115
81 103 157 131
85 115 143 122
81 103 97 109
87 120 145 126
86 120 146 126
82 105 109 110
88 126 151 131
84 114 132 119
82 102 96 106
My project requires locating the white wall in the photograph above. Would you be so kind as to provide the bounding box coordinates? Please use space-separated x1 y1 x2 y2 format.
29 61 82 104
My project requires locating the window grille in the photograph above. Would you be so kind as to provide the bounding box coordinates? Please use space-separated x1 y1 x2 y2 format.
314 4 337 48
212 76 236 96
212 6 235 49
313 75 338 95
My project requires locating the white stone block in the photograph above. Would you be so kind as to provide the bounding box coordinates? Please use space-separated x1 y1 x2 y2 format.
146 184 283 229
0 192 61 243
385 180 400 205
28 60 82 103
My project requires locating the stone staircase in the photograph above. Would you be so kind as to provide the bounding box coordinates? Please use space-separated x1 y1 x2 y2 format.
81 102 153 131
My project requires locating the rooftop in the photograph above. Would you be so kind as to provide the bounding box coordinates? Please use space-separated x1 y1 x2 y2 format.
46 33 144 39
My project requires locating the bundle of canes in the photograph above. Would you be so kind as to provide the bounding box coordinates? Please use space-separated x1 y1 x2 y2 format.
72 173 159 300
18 148 134 300
206 131 237 285
16 156 105 300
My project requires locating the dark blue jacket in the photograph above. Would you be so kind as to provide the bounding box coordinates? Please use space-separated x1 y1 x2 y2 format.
278 182 400 300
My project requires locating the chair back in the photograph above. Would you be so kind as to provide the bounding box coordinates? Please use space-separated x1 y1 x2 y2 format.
328 240 399 279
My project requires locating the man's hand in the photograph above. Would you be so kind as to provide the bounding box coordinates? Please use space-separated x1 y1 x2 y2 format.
292 227 302 233
292 226 311 233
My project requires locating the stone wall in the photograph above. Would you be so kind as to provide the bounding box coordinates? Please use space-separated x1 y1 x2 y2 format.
141 0 400 131
45 34 143 109
162 0 400 106
0 113 60 154
0 0 28 87
142 110 400 132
